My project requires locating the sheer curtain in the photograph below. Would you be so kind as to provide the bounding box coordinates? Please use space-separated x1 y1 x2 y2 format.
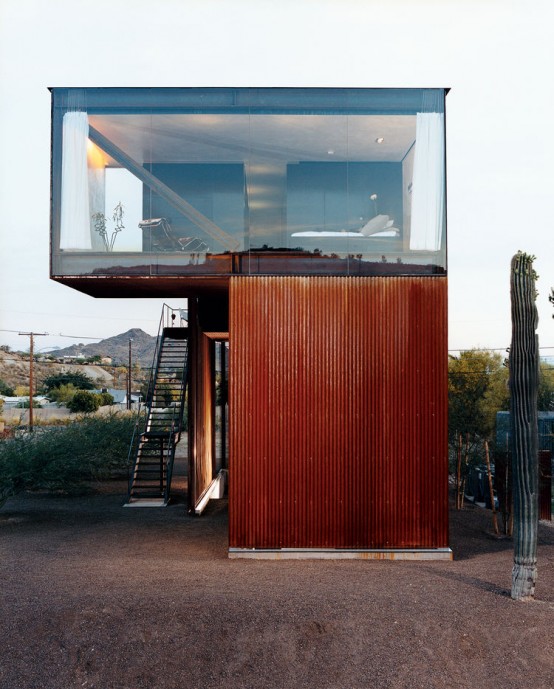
60 111 92 250
409 112 445 251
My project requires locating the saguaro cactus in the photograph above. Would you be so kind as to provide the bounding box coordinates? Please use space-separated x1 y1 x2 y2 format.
509 252 539 600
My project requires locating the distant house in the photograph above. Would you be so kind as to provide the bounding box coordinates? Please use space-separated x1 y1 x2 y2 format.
50 87 449 559
1 396 50 409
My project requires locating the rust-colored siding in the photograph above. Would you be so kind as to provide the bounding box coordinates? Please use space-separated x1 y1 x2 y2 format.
229 276 448 549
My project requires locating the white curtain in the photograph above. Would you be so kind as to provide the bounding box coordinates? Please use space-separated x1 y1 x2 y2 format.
60 111 92 250
409 112 445 251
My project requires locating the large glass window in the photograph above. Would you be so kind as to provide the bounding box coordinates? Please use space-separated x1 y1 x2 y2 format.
51 88 446 278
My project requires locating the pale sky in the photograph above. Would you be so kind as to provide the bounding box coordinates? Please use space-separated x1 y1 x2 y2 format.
1 0 553 356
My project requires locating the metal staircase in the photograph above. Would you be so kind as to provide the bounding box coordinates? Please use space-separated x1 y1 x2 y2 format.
125 307 188 506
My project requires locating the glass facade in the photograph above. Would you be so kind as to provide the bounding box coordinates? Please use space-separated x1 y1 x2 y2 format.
50 88 447 280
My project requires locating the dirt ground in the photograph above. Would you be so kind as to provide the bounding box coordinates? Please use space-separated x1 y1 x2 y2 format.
1 482 553 689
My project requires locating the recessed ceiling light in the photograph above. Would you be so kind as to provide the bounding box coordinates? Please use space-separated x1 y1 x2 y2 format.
375 137 384 144
327 149 334 155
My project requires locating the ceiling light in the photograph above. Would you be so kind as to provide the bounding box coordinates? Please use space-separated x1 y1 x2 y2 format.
327 149 334 155
375 137 384 144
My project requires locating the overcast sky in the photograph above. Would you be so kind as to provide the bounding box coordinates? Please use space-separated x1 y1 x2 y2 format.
0 0 553 357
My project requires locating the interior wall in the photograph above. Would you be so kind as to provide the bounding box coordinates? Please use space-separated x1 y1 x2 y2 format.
229 275 448 549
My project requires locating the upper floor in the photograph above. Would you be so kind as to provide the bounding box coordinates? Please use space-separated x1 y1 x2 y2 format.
50 88 447 297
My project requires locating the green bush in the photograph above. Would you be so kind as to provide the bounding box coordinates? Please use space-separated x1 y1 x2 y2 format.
47 383 78 406
0 378 14 396
0 412 140 505
98 392 115 407
15 398 42 409
67 390 102 414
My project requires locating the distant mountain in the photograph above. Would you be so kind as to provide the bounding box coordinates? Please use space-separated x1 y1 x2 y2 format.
52 329 157 368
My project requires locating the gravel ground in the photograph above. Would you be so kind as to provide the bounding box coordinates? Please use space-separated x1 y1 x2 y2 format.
1 483 553 689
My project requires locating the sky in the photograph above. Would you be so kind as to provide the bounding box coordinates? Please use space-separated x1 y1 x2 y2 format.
0 0 553 357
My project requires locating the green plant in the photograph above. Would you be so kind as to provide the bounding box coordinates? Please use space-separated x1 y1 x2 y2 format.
0 412 141 506
47 383 78 406
67 391 102 414
15 398 42 409
42 371 95 392
98 392 115 406
0 378 14 396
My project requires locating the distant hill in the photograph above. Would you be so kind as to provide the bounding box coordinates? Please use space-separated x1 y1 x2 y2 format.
52 329 157 368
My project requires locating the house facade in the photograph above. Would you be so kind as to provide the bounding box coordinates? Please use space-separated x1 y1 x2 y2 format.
50 87 450 558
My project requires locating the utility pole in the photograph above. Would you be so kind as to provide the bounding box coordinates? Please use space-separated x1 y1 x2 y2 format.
127 338 133 410
18 331 48 432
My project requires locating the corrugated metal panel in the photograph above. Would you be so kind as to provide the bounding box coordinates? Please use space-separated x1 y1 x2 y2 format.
229 276 448 549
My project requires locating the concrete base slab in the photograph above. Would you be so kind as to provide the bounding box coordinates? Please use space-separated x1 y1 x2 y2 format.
229 548 453 561
123 500 168 508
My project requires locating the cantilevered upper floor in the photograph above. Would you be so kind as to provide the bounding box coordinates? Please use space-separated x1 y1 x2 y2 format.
50 88 447 297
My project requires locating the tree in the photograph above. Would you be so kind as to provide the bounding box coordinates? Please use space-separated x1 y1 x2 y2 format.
510 251 539 601
67 391 102 414
448 349 509 445
86 355 102 364
42 371 95 392
47 383 78 406
14 385 30 397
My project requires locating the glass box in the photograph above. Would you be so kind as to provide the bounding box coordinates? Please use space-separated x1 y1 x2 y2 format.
50 88 447 283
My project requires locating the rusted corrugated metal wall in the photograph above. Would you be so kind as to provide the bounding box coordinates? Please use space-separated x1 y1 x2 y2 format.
229 276 448 549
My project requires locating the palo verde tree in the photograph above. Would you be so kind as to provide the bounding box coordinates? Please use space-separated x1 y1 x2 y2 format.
510 252 539 601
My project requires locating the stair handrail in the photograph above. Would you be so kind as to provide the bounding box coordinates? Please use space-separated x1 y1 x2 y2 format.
127 302 188 504
144 303 187 416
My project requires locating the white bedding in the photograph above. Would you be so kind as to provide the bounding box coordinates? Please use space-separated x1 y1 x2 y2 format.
291 214 399 239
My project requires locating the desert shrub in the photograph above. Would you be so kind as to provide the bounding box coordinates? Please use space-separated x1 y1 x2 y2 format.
15 398 42 408
0 412 140 505
98 392 115 406
67 390 102 414
48 383 78 406
0 378 14 396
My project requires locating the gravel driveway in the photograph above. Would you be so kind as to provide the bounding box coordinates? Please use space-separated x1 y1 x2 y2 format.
1 484 553 689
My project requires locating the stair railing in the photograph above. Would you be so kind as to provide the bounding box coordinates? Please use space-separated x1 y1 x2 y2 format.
144 303 187 414
127 302 188 504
